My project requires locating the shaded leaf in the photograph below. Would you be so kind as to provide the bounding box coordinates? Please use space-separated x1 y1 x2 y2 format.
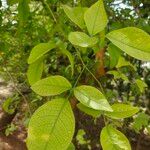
63 5 87 29
132 113 150 133
107 44 121 69
27 57 44 85
135 79 147 93
77 103 101 118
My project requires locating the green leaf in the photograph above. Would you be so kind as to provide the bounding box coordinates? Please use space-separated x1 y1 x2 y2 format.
27 57 44 85
77 103 101 118
68 32 98 47
59 47 74 76
74 85 112 111
107 70 129 82
84 0 108 35
31 76 72 96
28 42 56 64
63 5 87 29
100 125 131 150
27 98 75 150
67 143 75 150
2 98 15 114
105 104 139 119
116 56 136 70
107 44 121 69
132 113 150 133
135 79 147 93
106 27 150 61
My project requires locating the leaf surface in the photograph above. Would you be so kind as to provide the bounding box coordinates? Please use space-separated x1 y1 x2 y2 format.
74 85 112 111
27 57 44 85
63 5 87 29
100 125 131 150
31 76 72 96
27 98 75 150
105 104 139 119
68 32 98 47
84 0 108 35
106 27 150 61
28 42 56 64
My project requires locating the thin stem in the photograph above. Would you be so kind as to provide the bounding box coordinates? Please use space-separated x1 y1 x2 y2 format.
1 57 32 116
76 49 105 94
67 66 86 99
42 0 57 23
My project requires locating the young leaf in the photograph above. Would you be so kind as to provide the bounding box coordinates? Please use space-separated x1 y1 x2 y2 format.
63 5 87 29
105 104 139 119
135 79 147 93
68 32 98 47
31 76 72 96
84 0 108 35
77 103 101 118
116 56 136 70
27 98 75 150
132 113 150 133
28 42 56 64
106 27 150 61
100 125 131 150
27 57 44 85
74 85 112 111
107 70 129 82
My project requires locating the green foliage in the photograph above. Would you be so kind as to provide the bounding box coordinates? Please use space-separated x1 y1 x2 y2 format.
77 103 101 118
100 125 131 150
105 104 139 119
1 0 150 149
74 85 112 111
31 76 72 96
27 57 44 85
84 0 108 35
27 98 75 150
106 27 150 61
132 113 150 133
28 42 56 64
68 32 98 48
63 5 87 29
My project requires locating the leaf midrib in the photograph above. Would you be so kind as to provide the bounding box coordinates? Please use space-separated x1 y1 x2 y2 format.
107 35 150 53
44 100 68 150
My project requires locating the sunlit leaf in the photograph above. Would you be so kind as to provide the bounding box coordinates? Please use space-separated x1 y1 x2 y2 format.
31 76 72 96
106 27 150 61
27 98 75 150
74 85 112 111
105 104 139 119
100 125 131 150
